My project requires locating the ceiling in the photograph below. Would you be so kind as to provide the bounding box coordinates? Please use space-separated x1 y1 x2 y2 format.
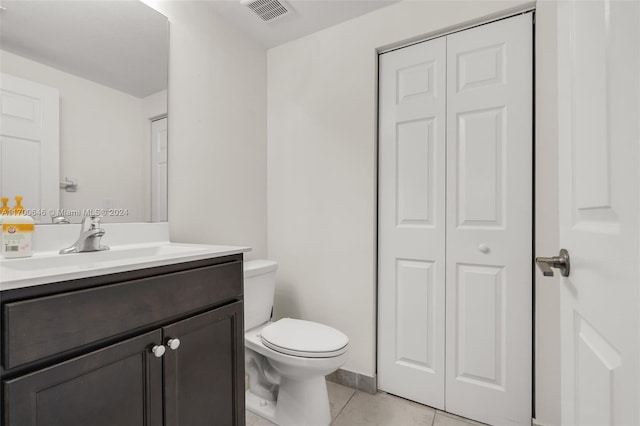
0 0 397 98
207 0 399 48
0 0 168 98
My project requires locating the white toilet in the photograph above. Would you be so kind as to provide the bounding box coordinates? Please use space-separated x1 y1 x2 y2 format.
244 260 349 426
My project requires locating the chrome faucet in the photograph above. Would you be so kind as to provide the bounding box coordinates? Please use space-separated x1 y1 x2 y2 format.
59 216 109 254
52 215 70 224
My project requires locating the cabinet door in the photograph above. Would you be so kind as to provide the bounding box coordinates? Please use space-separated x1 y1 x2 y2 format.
3 330 163 426
164 302 245 426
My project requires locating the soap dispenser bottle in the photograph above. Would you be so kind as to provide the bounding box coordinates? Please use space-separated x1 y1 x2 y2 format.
0 197 9 228
11 195 24 214
0 197 9 215
2 196 34 259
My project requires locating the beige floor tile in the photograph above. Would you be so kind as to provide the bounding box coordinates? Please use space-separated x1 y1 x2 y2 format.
327 381 356 420
331 391 436 426
245 409 277 426
434 411 487 426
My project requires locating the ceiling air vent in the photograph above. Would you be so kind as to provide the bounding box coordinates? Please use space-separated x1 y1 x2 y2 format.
240 0 291 22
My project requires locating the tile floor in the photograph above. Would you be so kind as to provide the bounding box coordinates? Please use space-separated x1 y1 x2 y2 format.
246 381 486 426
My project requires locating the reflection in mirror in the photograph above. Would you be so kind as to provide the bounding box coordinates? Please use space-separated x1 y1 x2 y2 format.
0 0 169 224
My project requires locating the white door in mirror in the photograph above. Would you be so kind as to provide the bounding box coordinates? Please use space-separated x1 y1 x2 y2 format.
151 117 168 222
0 73 59 221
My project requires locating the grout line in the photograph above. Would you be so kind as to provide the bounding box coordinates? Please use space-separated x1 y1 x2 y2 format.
330 389 358 425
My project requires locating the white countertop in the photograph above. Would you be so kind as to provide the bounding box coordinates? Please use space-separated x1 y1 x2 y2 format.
0 242 249 292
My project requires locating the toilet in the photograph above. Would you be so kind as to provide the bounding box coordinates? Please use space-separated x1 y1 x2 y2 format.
244 260 349 426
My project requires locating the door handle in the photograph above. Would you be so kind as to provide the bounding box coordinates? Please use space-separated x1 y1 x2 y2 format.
536 249 570 277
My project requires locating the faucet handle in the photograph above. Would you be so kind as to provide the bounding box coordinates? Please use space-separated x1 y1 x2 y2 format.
52 215 70 224
81 215 101 229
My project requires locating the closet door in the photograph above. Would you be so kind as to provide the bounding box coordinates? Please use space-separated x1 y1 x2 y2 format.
445 13 532 425
378 37 447 408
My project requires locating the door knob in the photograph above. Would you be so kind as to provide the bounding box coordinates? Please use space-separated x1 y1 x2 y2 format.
536 249 570 277
478 243 490 254
151 344 166 358
167 338 181 350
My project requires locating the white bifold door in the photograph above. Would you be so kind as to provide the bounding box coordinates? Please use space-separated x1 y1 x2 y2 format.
378 14 532 426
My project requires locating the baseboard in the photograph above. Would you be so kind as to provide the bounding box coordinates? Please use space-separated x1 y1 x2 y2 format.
326 369 376 394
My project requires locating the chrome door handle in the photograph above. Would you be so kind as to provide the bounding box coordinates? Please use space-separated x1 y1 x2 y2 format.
536 249 570 277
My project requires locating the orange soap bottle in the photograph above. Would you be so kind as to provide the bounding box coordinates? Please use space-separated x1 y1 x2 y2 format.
2 196 34 259
0 197 9 215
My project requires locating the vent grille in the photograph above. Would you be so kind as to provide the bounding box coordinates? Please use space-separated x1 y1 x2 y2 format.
242 0 291 22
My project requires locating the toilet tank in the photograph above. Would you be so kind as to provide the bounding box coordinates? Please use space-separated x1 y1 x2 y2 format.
243 260 278 331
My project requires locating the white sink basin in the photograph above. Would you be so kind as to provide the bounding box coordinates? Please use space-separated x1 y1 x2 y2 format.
0 242 250 291
3 244 208 271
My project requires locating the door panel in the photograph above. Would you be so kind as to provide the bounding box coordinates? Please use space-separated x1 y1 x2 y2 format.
395 259 436 371
378 36 447 409
445 14 532 425
396 119 436 227
454 264 506 390
557 1 640 424
455 107 505 227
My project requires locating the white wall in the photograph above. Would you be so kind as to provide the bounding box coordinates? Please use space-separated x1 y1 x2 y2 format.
267 3 560 422
0 50 148 223
146 1 268 259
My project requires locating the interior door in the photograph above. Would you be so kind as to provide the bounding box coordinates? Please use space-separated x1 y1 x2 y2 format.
151 116 168 222
445 14 532 426
0 73 59 217
378 36 447 409
556 1 640 424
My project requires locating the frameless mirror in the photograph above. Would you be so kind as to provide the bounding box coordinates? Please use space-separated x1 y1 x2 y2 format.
0 0 169 224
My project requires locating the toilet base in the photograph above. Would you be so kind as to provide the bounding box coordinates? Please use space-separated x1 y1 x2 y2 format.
246 390 277 422
276 376 331 426
246 376 331 426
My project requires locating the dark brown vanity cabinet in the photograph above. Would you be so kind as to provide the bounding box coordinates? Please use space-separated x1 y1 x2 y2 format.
4 329 165 426
1 254 245 426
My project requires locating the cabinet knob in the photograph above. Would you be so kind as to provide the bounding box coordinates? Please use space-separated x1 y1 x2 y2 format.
167 338 181 350
151 345 166 358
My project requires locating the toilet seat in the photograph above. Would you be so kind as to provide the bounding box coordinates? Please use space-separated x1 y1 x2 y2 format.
260 318 349 358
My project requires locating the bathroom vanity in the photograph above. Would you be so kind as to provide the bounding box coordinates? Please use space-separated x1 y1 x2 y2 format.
0 243 248 426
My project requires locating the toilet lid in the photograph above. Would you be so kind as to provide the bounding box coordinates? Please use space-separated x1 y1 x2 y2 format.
260 318 349 358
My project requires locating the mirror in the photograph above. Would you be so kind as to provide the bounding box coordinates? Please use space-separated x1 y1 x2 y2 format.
0 0 169 224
